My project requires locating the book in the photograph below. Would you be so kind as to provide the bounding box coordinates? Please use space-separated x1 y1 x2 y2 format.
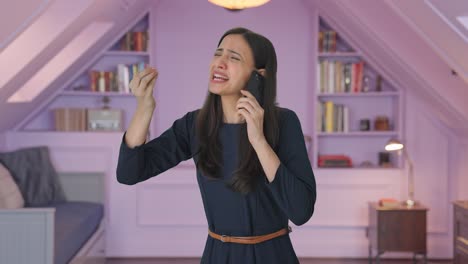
378 198 400 208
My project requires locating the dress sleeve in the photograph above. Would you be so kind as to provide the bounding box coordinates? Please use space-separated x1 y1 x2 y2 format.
266 109 317 226
116 111 196 185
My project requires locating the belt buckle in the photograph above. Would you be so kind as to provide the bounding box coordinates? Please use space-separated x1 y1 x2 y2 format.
221 235 227 243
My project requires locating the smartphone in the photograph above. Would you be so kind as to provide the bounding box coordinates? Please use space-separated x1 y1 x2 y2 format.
245 70 265 106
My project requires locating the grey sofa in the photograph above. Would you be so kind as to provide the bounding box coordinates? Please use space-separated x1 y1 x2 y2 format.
0 146 105 264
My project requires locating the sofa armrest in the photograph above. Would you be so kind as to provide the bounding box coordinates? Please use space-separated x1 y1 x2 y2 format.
0 207 55 264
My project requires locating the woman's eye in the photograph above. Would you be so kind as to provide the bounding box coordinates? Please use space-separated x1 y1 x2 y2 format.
214 53 221 57
231 57 240 61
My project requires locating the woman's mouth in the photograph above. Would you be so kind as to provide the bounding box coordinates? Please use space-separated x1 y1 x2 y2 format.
212 72 229 82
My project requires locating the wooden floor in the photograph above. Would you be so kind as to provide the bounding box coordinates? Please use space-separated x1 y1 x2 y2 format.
106 258 453 264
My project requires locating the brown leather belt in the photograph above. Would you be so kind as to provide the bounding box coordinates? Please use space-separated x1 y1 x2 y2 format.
208 226 291 244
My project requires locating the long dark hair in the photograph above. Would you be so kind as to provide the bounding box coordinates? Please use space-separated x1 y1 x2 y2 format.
196 27 279 194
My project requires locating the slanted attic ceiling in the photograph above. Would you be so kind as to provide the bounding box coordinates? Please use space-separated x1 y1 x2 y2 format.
0 0 154 132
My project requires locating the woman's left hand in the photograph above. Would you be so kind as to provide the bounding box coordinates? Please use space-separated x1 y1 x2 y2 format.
237 90 266 147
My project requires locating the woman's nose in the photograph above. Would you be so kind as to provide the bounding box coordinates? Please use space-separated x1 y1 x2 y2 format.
216 56 227 69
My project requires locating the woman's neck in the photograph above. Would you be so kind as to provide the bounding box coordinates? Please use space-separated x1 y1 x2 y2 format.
221 95 245 124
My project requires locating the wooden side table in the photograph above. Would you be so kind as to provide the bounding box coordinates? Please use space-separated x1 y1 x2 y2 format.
367 202 428 264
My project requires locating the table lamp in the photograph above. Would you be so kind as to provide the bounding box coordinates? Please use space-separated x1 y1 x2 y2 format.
385 139 415 207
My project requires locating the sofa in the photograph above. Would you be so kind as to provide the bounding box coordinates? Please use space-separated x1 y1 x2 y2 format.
0 146 105 264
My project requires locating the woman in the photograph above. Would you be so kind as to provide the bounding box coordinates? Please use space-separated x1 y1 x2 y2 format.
117 27 316 264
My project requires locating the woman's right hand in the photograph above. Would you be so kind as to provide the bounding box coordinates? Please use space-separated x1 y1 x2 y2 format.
129 67 159 109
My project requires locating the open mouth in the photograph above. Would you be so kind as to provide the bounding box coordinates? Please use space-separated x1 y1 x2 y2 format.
212 72 229 82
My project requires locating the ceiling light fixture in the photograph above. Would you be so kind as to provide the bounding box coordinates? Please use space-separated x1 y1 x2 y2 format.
208 0 270 11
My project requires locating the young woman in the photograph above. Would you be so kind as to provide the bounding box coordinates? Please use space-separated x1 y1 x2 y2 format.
117 27 316 264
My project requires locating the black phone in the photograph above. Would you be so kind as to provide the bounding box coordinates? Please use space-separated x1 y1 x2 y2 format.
245 70 265 106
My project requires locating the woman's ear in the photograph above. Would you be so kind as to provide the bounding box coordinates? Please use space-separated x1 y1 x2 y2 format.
257 69 266 77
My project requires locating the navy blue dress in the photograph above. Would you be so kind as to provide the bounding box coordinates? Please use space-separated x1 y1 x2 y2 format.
117 107 316 264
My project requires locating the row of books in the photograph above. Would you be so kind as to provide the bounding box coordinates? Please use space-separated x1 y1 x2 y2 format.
118 31 148 52
317 60 365 94
89 62 146 93
317 101 349 133
52 108 123 132
318 30 337 53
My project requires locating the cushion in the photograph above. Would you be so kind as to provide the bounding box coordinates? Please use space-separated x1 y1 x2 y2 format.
0 146 67 206
0 162 25 209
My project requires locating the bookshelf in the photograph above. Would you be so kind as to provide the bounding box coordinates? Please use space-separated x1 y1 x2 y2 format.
18 11 152 135
313 17 402 169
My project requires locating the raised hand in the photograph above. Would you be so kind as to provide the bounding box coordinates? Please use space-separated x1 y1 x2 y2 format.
129 67 159 109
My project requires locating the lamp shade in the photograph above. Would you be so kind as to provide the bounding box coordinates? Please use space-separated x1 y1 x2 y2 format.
208 0 270 10
385 139 404 151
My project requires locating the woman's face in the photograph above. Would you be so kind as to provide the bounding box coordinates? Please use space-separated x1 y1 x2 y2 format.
208 34 255 97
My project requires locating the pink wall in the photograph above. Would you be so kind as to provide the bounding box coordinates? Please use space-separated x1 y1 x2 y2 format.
0 133 5 151
453 140 468 201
